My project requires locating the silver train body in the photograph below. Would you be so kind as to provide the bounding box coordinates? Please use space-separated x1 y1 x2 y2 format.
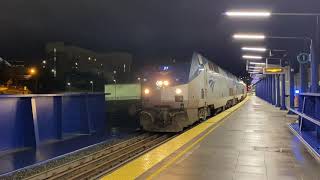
140 52 247 132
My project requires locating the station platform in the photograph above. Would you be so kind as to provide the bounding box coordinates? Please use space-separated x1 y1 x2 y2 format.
103 96 320 180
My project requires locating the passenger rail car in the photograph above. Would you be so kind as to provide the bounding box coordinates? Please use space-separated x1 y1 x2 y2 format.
140 52 247 132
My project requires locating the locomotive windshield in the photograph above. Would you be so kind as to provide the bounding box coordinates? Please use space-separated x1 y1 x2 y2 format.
141 62 190 88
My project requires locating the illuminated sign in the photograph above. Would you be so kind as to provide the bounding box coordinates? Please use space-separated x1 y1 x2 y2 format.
263 67 285 74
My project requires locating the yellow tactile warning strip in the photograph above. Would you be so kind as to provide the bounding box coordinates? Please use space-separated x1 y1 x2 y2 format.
102 96 250 180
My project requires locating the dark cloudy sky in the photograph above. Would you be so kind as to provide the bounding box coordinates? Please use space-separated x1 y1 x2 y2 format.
0 0 319 75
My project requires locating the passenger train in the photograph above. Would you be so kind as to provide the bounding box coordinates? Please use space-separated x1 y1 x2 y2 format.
140 52 247 132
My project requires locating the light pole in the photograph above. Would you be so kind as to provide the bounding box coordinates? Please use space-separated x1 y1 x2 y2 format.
29 67 38 93
113 79 117 100
67 82 71 91
53 48 57 78
90 81 94 92
226 10 320 93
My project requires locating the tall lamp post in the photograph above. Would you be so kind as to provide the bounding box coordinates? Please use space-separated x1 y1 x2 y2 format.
226 10 320 93
90 81 94 92
29 67 38 93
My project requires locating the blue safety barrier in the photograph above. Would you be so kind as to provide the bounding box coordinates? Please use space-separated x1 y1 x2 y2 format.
289 93 320 159
0 93 106 152
255 74 286 109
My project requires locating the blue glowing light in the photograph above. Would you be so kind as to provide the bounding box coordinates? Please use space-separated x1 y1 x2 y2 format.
295 89 300 94
160 66 170 71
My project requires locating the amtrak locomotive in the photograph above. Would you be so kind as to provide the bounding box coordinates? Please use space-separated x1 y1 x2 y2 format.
140 52 247 132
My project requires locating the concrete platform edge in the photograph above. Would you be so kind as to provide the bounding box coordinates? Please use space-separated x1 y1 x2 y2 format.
101 96 250 180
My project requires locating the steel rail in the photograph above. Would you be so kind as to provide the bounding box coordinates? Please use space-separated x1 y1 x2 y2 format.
25 133 152 180
26 133 174 180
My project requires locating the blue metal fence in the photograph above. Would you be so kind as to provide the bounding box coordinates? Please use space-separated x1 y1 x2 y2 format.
255 74 286 109
289 93 320 158
0 93 106 152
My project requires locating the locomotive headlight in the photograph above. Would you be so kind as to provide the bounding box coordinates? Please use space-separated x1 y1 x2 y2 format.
163 80 169 86
175 88 182 95
144 88 150 95
156 80 163 87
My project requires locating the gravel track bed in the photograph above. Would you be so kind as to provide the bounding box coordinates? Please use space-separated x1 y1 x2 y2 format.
0 132 141 180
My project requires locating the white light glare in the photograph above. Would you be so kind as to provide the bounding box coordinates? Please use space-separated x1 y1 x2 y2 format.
248 66 263 69
233 34 266 40
242 47 267 52
225 11 271 17
249 62 266 65
243 55 263 59
175 88 182 95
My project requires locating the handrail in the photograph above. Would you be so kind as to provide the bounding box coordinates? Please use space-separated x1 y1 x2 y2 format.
290 108 320 126
298 93 320 97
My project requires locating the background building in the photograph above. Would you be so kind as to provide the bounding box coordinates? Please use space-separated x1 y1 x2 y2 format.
44 42 133 92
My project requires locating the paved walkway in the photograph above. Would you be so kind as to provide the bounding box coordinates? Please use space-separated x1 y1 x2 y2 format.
154 96 320 180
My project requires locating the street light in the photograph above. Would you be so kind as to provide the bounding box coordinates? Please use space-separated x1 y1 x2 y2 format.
233 34 266 40
28 67 38 93
225 11 271 17
242 47 267 52
66 82 71 92
243 55 263 59
90 81 93 92
113 79 117 100
29 67 37 75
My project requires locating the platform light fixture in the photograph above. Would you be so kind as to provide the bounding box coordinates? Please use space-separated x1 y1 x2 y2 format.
248 72 261 74
225 11 271 17
249 72 262 74
242 47 267 52
249 62 266 66
248 71 262 73
243 55 263 59
248 68 261 70
233 34 266 40
248 66 263 69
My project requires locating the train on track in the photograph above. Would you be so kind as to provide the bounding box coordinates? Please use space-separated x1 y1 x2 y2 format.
140 52 247 132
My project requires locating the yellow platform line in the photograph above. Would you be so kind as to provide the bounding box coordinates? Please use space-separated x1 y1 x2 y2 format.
102 97 250 180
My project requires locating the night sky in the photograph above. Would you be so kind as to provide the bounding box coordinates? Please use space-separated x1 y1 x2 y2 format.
1 0 320 75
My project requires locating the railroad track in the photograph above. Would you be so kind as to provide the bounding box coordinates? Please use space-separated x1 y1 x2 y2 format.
26 133 175 180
